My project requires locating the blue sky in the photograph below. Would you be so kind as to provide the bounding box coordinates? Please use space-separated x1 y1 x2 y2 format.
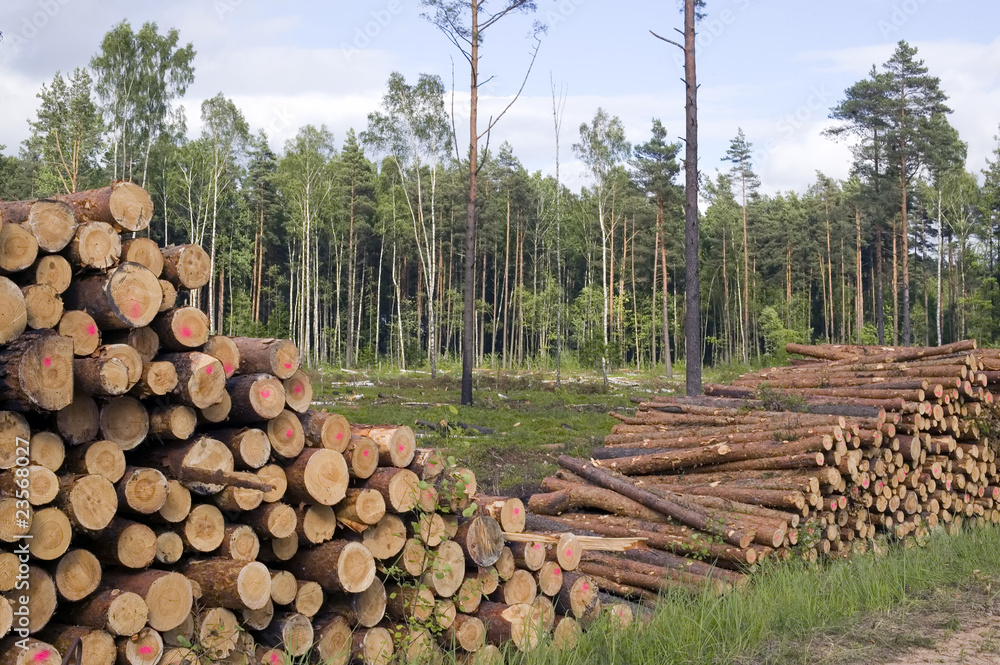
2 0 999 195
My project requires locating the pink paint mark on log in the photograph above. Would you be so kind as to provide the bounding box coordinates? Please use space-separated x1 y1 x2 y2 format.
261 390 271 399
336 432 343 440
34 651 52 662
363 450 369 457
533 543 540 549
139 646 153 655
285 429 293 438
87 324 97 335
513 507 520 515
271 655 280 664
181 326 192 338
130 302 142 319
294 384 303 394
582 582 589 591
205 366 213 375
554 567 561 575
43 357 51 367
399 444 405 451
565 549 572 558
224 365 233 374
284 362 292 369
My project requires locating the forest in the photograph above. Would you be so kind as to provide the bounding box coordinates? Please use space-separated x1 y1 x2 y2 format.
3 20 1000 376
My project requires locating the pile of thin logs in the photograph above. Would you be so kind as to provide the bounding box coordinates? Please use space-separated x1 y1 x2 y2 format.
526 339 1000 598
0 183 600 665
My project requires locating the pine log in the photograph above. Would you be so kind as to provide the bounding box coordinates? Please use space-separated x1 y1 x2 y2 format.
454 576 482 614
442 613 486 653
63 262 162 329
0 221 38 274
26 431 63 472
283 448 348 506
230 337 300 379
99 396 148 450
0 411 30 470
202 335 240 378
474 496 525 534
361 514 406 560
0 638 61 665
226 373 285 423
56 473 117 532
116 467 168 515
496 568 537 606
152 436 251 495
63 439 125 483
244 502 297 539
160 244 211 289
257 464 287 503
92 343 143 387
259 612 313 656
1 199 77 252
72 589 147 636
109 326 161 365
288 540 376 594
73 356 129 396
129 360 177 398
193 607 239 659
149 404 197 441
152 307 209 351
0 497 31 541
344 434 379 479
351 627 394 665
161 352 226 409
478 602 543 652
509 541 546 571
453 515 505 567
57 310 100 356
33 255 72 294
421 540 466 597
179 503 225 552
183 559 272 610
436 466 477 512
283 370 312 413
0 329 74 411
212 483 263 512
21 284 62 329
529 485 667 522
115 627 162 665
351 424 416 468
157 280 176 312
38 625 116 665
26 506 71 561
55 393 100 445
535 561 564 597
494 547 515 581
212 427 270 470
266 409 306 459
66 221 120 270
385 584 435 622
362 467 420 513
155 530 184 565
55 182 153 232
120 237 163 276
335 488 385 526
0 277 27 345
89 517 157 569
199 391 231 424
0 464 58 505
294 504 337 545
294 580 324 618
299 409 351 451
479 567 500 596
311 613 352 665
399 538 429 577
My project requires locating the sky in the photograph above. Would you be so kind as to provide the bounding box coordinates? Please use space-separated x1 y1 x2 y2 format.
2 0 1000 196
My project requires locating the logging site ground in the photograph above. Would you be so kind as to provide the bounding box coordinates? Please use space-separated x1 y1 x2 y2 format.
317 367 1000 665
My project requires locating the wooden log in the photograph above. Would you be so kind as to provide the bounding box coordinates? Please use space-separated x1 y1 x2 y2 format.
344 434 379 479
120 237 163 276
284 448 349 506
99 396 148 451
89 517 156 569
21 284 62 330
161 352 226 409
55 182 153 232
183 559 272 610
201 335 240 379
160 244 211 289
385 584 435 623
294 504 337 545
361 514 406 560
0 221 38 274
283 370 312 414
156 480 191 524
0 277 27 345
115 627 163 665
288 540 376 594
26 506 72 561
212 427 270 470
72 589 147 636
129 360 177 398
226 373 285 423
155 530 184 565
244 502 297 539
0 199 77 252
258 612 313 657
152 436 247 496
157 280 176 312
478 602 543 652
193 607 239 659
335 488 385 526
92 343 143 388
421 540 466 597
351 424 416 468
266 408 306 460
56 473 117 532
442 613 486 652
294 580 324 618
529 485 668 522
257 464 286 503
26 431 63 472
474 496 525 534
509 541 547 571
0 464 58 505
230 337 300 380
73 356 129 396
199 391 231 424
151 307 209 351
149 404 197 441
53 548 102 602
553 570 600 626
0 411 30 470
455 576 482 614
212 482 262 512
4 566 57 634
38 625 116 665
454 515 505 567
311 613 352 664
179 503 226 552
63 262 162 330
496 568 537 605
116 467 168 515
299 409 351 451
362 467 420 513
57 310 100 356
351 627 394 665
0 638 61 665
0 329 74 411
33 255 72 295
66 221 120 270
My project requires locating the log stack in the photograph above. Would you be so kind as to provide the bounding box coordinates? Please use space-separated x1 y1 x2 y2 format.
0 183 596 664
528 339 1000 602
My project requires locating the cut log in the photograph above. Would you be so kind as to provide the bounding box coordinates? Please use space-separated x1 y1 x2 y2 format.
442 614 486 652
336 488 386 526
54 393 99 445
294 581 324 618
155 530 184 565
554 571 600 626
152 437 237 496
89 517 156 569
283 370 312 413
230 337 300 379
509 541 546 572
160 244 211 289
203 335 240 378
198 390 231 424
311 613 352 665
259 612 313 657
116 467 168 515
0 638 61 665
351 627 394 665
27 431 64 472
63 262 162 329
161 352 226 409
362 467 420 513
475 496 525 534
257 464 287 503
33 255 72 294
38 625 116 665
351 424 416 468
0 411 30 470
288 540 376 594
26 506 71 561
0 277 27 345
529 485 667 523
120 237 163 277
213 427 270 470
115 627 162 665
180 503 225 552
535 561 563 597
56 473 117 532
0 221 38 274
73 356 129 396
244 502 297 539
212 483 263 512
66 221 120 270
454 515 505 567
361 514 406 560
149 405 197 441
72 589 147 636
193 607 239 659
0 199 77 252
385 584 435 622
344 434 379 479
57 310 100 356
266 408 306 459
0 329 74 411
226 373 285 423
158 280 176 312
93 343 143 387
454 576 482 614
183 559 272 610
269 570 298 606
130 360 178 398
422 540 466 597
413 511 447 546
295 504 337 545
21 284 62 329
299 409 351 451
152 307 210 351
55 182 153 232
478 602 542 652
0 464 58 505
284 448 348 506
99 396 148 450
0 497 31 541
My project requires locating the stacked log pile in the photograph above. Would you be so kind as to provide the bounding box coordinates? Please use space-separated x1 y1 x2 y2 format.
528 339 1000 597
0 183 597 665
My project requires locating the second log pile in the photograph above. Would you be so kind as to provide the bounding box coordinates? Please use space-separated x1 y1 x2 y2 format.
527 339 1000 597
0 183 604 665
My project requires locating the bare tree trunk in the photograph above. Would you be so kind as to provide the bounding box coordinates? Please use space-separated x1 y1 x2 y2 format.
892 217 898 346
855 209 863 343
659 216 672 378
682 0 701 395
937 190 943 345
